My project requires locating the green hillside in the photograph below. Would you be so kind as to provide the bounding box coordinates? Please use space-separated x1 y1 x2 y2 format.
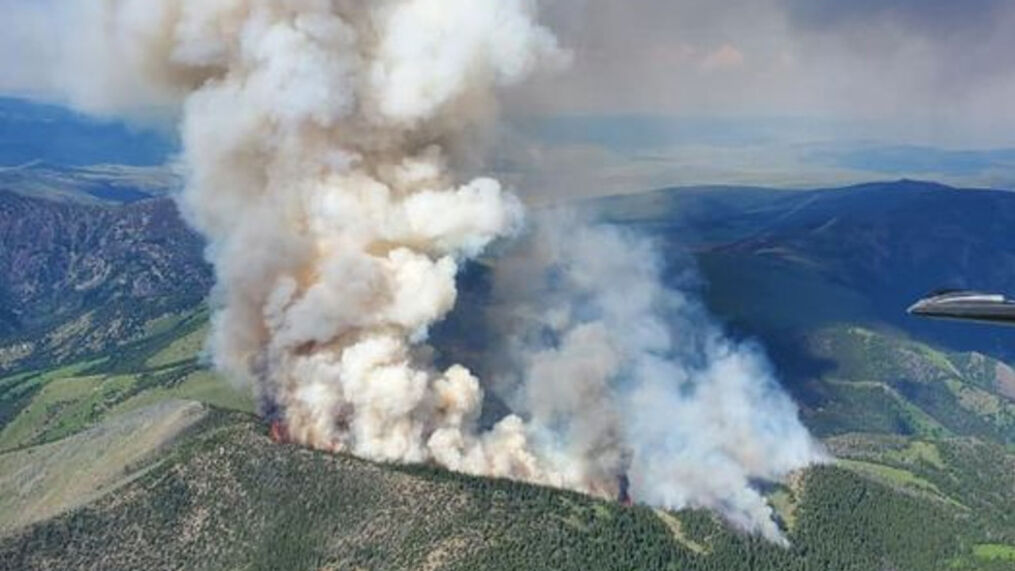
801 325 1015 445
0 399 207 535
3 407 1015 571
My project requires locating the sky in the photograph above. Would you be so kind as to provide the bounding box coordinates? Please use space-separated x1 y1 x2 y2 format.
490 0 1015 198
520 0 1015 139
1 0 1014 196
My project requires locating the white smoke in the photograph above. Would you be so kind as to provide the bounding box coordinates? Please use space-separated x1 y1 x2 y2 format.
12 0 825 542
487 211 825 543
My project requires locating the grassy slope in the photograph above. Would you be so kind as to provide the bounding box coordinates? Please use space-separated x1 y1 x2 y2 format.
0 400 207 535
804 325 1015 445
0 307 251 454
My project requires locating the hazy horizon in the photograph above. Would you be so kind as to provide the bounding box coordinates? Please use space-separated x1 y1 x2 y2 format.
2 0 1015 198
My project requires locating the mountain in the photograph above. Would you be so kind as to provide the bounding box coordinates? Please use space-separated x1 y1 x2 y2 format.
604 181 1015 353
5 173 1015 569
0 189 211 373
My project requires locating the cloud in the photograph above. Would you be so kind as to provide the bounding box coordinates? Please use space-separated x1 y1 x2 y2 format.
784 0 1009 37
782 0 1015 85
510 0 1015 146
0 2 57 97
0 0 183 118
700 44 745 72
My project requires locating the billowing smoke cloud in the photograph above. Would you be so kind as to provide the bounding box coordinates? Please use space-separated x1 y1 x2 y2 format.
487 211 824 542
20 0 824 542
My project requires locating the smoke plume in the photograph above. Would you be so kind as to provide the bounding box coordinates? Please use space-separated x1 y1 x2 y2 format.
27 0 824 542
486 211 825 542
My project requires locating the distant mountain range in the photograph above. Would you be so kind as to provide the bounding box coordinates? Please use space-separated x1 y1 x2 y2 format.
593 180 1015 356
0 162 177 204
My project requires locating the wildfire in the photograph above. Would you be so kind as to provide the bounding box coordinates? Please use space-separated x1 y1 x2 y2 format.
269 420 289 444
